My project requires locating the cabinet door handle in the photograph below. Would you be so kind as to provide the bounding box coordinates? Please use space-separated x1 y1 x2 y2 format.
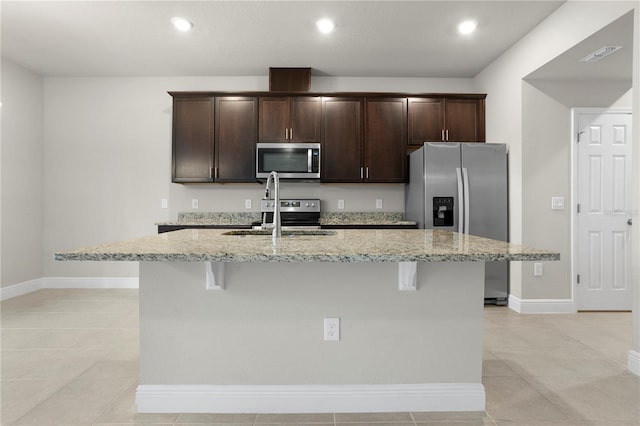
441 129 445 141
360 167 364 179
285 128 289 140
366 167 369 179
446 129 449 141
289 128 293 140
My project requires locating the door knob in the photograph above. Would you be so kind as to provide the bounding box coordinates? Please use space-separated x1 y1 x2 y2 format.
628 219 633 226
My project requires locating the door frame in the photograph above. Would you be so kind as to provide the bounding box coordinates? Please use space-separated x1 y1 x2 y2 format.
571 107 633 311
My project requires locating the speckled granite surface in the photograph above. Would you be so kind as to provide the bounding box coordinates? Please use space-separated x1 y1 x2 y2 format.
160 212 262 226
320 212 414 226
158 212 416 227
56 229 559 263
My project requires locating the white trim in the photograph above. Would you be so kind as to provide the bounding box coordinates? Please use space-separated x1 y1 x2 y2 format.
508 294 575 314
0 278 45 301
0 277 138 300
628 350 640 376
135 383 485 414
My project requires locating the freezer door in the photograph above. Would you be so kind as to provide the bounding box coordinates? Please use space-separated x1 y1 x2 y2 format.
423 142 462 231
405 145 426 228
461 143 509 301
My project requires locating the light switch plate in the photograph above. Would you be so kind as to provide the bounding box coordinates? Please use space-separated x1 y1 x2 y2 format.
245 199 252 209
551 197 565 210
338 200 345 210
161 198 168 209
192 199 199 209
376 199 383 209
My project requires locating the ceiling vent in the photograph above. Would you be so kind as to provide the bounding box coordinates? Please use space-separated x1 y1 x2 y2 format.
579 46 622 63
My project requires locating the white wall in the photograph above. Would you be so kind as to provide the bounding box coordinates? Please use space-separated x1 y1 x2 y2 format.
42 75 474 278
473 1 638 301
1 59 44 288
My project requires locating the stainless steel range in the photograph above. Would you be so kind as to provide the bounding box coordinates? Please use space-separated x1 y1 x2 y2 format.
254 198 321 229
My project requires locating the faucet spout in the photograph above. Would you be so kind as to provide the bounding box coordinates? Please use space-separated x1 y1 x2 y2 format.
262 171 281 239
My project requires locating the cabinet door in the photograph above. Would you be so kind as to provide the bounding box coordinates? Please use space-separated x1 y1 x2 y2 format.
258 97 289 142
215 97 257 182
408 97 444 145
445 98 485 142
365 98 407 182
321 97 363 183
290 97 321 142
172 97 214 182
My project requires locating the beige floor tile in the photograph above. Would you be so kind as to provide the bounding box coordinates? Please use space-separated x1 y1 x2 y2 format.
0 378 69 424
411 410 487 422
483 376 574 424
525 373 640 424
1 328 96 350
95 384 179 425
334 412 413 422
255 413 335 423
415 421 493 426
176 413 257 423
12 376 134 425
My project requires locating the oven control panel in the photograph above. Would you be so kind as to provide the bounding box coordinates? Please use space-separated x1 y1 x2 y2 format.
261 198 320 213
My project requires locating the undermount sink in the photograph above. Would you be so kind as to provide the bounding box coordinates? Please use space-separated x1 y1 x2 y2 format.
223 229 336 237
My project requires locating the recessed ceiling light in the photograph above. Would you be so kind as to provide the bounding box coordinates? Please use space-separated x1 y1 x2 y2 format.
458 20 477 35
316 18 335 34
171 17 193 32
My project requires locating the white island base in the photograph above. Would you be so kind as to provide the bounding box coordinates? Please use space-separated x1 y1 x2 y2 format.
135 260 486 414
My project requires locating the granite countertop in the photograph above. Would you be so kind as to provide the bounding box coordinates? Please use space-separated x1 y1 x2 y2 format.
55 229 559 263
157 212 417 227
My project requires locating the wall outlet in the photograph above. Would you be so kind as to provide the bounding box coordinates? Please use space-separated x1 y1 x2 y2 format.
324 317 340 341
534 262 543 277
192 199 199 209
376 199 383 209
245 199 252 209
161 198 168 209
338 200 345 210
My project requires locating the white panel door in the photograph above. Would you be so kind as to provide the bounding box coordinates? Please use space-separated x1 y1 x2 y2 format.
577 112 632 310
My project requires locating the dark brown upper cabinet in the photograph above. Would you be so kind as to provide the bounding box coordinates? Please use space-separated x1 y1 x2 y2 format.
258 96 321 142
321 97 364 183
364 98 407 182
214 97 258 183
171 94 257 183
408 96 485 145
322 97 406 183
172 97 215 183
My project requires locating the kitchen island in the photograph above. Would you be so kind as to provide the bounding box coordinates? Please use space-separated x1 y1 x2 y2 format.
56 229 558 414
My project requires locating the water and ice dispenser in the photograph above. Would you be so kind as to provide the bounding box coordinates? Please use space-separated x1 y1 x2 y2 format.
433 197 454 227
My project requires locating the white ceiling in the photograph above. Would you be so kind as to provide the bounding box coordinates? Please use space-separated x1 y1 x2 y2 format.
2 0 572 78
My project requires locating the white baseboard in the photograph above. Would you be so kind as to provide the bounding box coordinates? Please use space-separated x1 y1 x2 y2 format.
508 295 575 314
0 278 45 301
0 277 139 300
135 383 486 414
628 350 640 376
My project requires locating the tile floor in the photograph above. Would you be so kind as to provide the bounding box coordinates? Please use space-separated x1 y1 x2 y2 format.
1 289 639 426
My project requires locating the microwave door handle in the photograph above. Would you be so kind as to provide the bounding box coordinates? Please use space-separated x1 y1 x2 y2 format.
308 149 312 172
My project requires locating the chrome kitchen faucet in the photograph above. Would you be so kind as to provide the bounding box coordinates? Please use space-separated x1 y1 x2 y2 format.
262 171 282 240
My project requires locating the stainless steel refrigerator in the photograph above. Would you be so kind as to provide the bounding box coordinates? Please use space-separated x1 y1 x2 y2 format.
405 142 509 304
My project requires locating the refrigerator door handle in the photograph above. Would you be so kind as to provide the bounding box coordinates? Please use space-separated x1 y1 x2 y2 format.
456 167 464 233
462 167 470 234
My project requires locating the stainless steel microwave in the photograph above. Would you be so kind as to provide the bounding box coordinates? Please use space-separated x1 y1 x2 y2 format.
256 143 320 179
